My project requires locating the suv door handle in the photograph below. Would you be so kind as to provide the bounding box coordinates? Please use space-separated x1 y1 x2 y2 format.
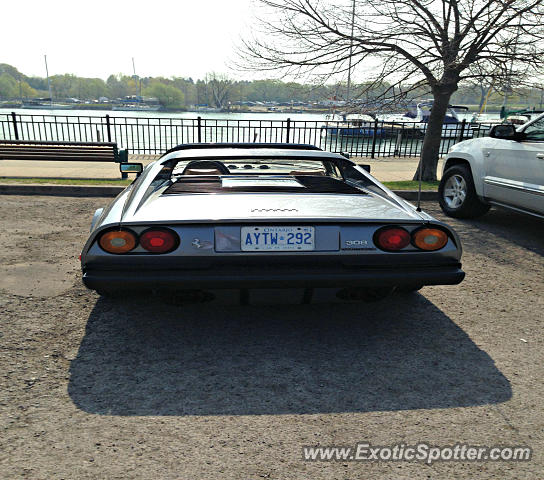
537 153 544 159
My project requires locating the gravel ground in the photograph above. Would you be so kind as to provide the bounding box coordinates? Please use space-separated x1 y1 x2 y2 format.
0 195 543 479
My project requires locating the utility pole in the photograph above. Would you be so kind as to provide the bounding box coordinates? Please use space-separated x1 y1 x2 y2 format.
44 55 53 105
132 57 142 97
345 0 356 106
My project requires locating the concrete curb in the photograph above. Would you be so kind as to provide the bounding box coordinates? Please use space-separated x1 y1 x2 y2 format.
0 184 124 197
0 183 439 201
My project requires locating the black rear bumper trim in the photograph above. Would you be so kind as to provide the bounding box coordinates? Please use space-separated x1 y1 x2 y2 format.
83 265 464 291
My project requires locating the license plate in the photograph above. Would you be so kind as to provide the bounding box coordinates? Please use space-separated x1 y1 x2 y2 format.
241 226 315 251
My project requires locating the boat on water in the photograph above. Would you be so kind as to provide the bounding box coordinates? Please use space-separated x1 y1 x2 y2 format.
21 98 73 110
192 105 222 113
112 94 161 112
321 113 386 138
112 104 161 112
468 109 544 136
321 103 472 139
500 108 544 125
378 102 472 139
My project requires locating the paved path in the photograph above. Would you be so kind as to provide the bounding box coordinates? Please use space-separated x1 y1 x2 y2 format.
359 157 445 181
0 156 445 182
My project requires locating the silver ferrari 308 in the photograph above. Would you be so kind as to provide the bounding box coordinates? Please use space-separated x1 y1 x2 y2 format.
81 143 464 301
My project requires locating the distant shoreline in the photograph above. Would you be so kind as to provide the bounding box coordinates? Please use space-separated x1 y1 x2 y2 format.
0 103 334 114
0 101 518 115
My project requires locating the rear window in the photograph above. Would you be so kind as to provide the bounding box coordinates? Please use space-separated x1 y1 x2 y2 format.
172 158 333 176
163 175 363 195
158 154 383 196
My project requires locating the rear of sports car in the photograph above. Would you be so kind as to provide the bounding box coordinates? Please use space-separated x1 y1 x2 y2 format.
82 220 463 294
81 177 464 302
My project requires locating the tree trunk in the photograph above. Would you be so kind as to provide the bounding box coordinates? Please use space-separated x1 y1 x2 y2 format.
413 91 455 181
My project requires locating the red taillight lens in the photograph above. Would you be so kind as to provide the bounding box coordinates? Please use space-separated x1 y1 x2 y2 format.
374 227 411 251
98 229 138 254
412 228 448 251
140 228 179 253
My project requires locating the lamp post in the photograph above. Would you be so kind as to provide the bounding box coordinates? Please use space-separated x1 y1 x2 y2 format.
132 57 142 97
44 55 53 106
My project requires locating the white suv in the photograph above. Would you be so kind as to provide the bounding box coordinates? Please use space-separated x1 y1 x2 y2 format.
439 113 544 219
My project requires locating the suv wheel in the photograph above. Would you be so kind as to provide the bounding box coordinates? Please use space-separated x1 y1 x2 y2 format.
438 164 490 218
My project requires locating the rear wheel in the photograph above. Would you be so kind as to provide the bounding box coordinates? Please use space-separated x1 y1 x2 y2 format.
439 164 490 218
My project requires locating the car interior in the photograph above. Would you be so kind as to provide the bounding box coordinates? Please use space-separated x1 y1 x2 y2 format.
157 155 388 197
161 157 369 195
173 158 340 176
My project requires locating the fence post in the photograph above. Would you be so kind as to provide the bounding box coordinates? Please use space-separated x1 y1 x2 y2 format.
370 119 378 159
286 118 291 143
11 112 19 140
197 116 202 143
457 118 466 142
394 130 403 156
105 114 112 142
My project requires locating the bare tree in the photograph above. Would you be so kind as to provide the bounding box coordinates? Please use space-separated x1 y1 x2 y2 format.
240 0 544 180
205 73 235 110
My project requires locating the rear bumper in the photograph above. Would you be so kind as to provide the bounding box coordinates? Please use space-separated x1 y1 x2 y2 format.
82 264 464 291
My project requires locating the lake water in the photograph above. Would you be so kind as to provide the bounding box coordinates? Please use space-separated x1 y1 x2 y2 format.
1 108 331 121
0 107 502 122
0 108 500 157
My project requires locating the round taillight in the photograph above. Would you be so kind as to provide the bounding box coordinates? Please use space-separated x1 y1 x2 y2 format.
412 228 449 251
98 229 137 254
140 228 179 253
374 227 411 251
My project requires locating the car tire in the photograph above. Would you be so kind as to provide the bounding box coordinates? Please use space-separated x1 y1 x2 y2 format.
438 164 490 218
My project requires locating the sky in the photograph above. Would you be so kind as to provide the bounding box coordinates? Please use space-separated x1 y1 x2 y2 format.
1 0 256 80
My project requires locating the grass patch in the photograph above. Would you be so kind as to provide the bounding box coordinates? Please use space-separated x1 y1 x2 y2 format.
0 177 132 186
383 180 439 191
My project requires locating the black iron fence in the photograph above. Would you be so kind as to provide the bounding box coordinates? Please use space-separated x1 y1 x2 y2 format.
0 112 494 158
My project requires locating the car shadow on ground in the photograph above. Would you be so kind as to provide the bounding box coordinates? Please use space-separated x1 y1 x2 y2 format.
68 292 511 416
449 207 544 257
